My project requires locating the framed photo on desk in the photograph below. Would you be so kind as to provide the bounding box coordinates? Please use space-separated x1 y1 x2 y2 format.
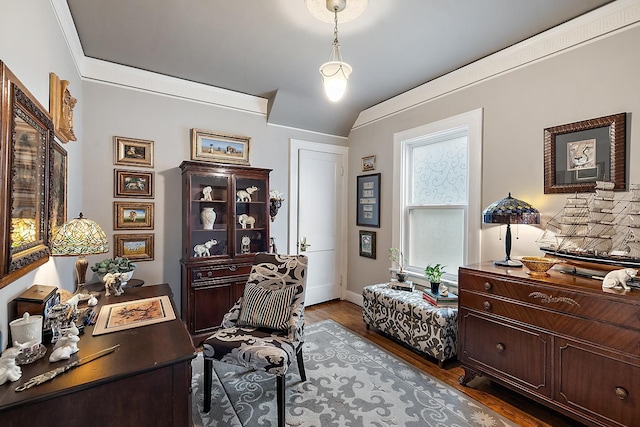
357 173 380 227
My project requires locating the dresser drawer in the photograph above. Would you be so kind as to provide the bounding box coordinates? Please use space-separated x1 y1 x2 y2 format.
461 290 640 357
458 309 552 397
191 262 251 285
556 338 640 427
459 270 640 332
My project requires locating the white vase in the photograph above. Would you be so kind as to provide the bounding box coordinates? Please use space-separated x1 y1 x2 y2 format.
201 207 216 230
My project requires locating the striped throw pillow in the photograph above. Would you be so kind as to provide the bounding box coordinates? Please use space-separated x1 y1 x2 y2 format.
237 283 296 330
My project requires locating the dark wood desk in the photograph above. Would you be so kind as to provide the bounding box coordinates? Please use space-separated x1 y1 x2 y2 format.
0 284 196 427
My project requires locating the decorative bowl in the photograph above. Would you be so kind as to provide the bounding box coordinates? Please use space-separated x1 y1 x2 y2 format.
520 256 561 277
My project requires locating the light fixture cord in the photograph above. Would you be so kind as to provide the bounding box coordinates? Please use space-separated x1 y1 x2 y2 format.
331 6 342 61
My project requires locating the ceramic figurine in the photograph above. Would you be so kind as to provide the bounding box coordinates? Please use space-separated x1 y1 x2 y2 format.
103 272 124 296
0 347 22 384
236 186 258 202
602 268 637 290
193 239 218 257
88 295 99 306
49 326 80 362
238 214 256 229
201 186 213 201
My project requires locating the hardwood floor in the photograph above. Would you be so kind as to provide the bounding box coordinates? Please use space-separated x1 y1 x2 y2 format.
305 299 585 427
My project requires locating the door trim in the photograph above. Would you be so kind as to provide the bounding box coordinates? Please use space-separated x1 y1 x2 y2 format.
289 139 349 301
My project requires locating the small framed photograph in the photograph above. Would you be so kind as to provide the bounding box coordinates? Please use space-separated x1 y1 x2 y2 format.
359 230 376 259
50 139 67 233
114 169 154 198
114 136 154 168
191 128 250 165
114 233 154 261
114 201 154 230
362 155 376 172
357 173 381 227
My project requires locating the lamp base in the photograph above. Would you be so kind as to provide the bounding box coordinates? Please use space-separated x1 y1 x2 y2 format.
494 258 523 268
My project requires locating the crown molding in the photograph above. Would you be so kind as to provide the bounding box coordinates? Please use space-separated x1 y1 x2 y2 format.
352 0 640 130
49 0 268 116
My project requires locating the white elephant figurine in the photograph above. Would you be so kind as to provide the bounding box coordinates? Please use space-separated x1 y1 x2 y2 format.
602 268 637 290
103 272 124 296
236 186 258 202
193 239 218 257
238 214 256 229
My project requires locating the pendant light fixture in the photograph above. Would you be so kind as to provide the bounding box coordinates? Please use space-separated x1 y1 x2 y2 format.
319 0 352 102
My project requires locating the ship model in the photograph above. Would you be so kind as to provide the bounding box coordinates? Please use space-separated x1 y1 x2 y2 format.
537 181 640 267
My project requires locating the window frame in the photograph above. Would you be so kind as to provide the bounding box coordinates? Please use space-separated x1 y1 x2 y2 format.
392 109 483 286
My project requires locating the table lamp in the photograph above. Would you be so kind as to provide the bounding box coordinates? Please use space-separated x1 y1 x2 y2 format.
482 193 540 267
51 212 109 293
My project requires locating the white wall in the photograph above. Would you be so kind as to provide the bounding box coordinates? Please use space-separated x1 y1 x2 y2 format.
81 82 345 308
346 24 640 297
0 0 84 349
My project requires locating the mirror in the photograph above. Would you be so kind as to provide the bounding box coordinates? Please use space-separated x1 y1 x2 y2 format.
1 61 54 288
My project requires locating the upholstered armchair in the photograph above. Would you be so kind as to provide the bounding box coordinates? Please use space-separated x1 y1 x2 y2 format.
202 253 308 427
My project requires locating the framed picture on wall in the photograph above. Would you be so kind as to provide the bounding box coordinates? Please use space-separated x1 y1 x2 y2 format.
50 139 67 233
362 155 376 172
359 230 376 259
543 113 626 193
114 136 154 168
113 233 154 261
114 169 154 198
356 173 381 227
114 201 154 230
191 128 251 165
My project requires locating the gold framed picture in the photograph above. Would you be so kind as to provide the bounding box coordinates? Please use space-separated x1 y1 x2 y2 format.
114 201 154 230
114 169 154 198
114 136 154 168
191 128 250 165
92 295 176 336
362 155 376 172
113 233 154 261
50 140 67 233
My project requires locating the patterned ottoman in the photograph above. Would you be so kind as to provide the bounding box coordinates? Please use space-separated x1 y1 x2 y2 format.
362 283 458 367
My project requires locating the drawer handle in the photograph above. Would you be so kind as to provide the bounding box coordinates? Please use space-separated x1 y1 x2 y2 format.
496 343 505 352
483 301 492 310
529 292 580 307
614 387 628 400
228 265 237 271
483 282 492 291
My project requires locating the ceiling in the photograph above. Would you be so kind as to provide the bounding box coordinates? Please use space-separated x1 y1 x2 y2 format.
66 0 614 137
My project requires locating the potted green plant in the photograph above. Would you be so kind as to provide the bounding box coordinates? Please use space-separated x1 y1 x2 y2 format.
91 257 137 285
425 263 446 294
388 248 408 282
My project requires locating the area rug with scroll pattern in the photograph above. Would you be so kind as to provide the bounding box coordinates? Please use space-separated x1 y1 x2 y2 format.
191 319 514 427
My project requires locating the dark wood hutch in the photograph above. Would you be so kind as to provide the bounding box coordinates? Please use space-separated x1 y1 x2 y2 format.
179 160 271 342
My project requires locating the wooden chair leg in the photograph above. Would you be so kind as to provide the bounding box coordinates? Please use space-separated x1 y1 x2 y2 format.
277 374 286 427
296 347 307 382
204 358 213 413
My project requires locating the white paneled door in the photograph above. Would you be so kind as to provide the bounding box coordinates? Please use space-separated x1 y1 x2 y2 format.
289 140 348 306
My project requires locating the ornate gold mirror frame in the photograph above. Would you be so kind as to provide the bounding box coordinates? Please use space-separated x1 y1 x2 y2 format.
0 61 54 288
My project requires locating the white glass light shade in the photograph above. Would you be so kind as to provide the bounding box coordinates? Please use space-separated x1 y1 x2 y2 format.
319 60 352 102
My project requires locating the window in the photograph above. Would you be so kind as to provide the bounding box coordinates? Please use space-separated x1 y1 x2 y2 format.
392 109 482 284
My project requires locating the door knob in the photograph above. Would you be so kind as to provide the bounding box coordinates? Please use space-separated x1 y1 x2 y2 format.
299 237 311 252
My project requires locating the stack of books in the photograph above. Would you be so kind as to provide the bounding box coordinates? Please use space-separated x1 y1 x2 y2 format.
389 280 414 291
422 288 458 307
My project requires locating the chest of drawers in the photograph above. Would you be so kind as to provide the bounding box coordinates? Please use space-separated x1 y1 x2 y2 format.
458 262 640 427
